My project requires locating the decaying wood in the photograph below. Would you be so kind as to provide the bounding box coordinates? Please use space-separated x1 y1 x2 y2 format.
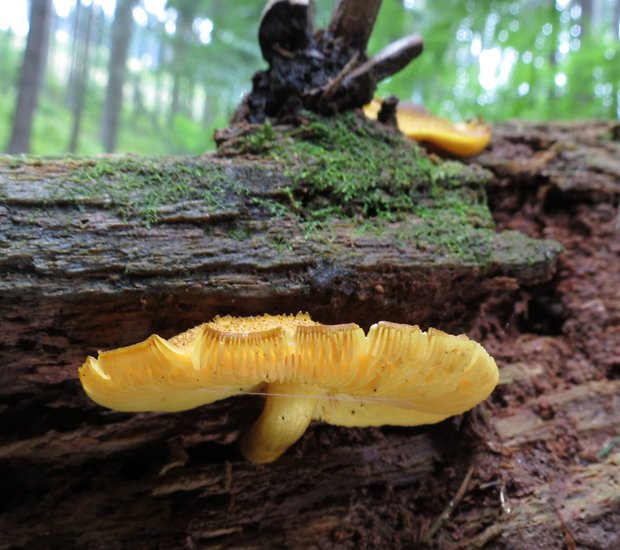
0 117 563 362
469 452 620 548
0 148 558 391
258 0 314 62
343 34 424 90
1 120 619 549
237 0 423 121
328 0 382 50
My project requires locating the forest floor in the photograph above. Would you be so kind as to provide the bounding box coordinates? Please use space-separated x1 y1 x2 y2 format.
435 122 620 549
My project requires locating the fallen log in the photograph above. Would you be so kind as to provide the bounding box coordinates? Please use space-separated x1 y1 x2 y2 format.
2 118 619 549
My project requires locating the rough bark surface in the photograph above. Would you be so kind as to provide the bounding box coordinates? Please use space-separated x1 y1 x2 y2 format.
328 0 382 50
1 120 619 549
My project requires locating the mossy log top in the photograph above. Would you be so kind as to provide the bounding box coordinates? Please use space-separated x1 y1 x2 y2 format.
2 115 557 278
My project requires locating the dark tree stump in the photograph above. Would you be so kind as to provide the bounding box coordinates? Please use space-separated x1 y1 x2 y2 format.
235 0 423 122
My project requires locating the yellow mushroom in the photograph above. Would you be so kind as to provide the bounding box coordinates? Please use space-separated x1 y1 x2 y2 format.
363 97 491 157
79 313 499 463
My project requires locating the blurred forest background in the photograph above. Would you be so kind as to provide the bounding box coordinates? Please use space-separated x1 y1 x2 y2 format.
1 0 619 156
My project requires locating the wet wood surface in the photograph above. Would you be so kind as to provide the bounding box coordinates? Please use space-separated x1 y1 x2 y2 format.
1 120 619 549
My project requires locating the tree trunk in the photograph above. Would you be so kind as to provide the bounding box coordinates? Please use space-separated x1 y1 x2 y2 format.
202 85 213 128
91 7 107 80
68 1 95 153
130 72 146 121
184 78 196 118
130 19 149 122
45 7 59 93
580 0 595 37
151 26 168 127
169 73 181 123
2 118 618 548
65 0 83 108
100 0 137 153
6 0 53 154
328 0 382 50
168 9 193 124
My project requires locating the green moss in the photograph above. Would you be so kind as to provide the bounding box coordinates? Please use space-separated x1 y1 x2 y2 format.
59 112 498 262
300 219 335 244
0 155 50 169
232 111 496 261
240 121 276 154
269 233 294 254
225 226 253 241
249 196 290 218
66 157 246 225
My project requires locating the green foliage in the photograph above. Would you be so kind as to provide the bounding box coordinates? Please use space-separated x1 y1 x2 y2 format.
371 1 620 121
168 115 214 153
2 2 619 155
0 94 15 151
0 31 20 94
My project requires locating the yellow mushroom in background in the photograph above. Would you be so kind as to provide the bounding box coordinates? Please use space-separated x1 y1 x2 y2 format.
79 313 499 464
363 97 492 157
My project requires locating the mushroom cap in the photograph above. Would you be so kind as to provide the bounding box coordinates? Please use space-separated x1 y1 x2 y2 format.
364 97 492 157
79 313 315 412
315 321 498 427
79 314 498 426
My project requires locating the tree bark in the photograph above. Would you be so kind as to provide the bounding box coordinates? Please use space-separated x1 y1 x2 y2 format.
6 0 53 154
1 120 619 549
328 0 382 50
100 0 138 153
580 0 594 37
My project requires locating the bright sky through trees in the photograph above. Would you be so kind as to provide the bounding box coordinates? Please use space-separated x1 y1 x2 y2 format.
0 0 29 35
0 0 590 97
2 0 214 61
3 1 615 97
1 0 618 156
2 0 172 35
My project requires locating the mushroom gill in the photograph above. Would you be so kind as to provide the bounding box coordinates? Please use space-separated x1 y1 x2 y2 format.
79 313 499 463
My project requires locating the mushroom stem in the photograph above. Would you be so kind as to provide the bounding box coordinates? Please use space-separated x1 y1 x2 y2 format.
239 382 319 464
